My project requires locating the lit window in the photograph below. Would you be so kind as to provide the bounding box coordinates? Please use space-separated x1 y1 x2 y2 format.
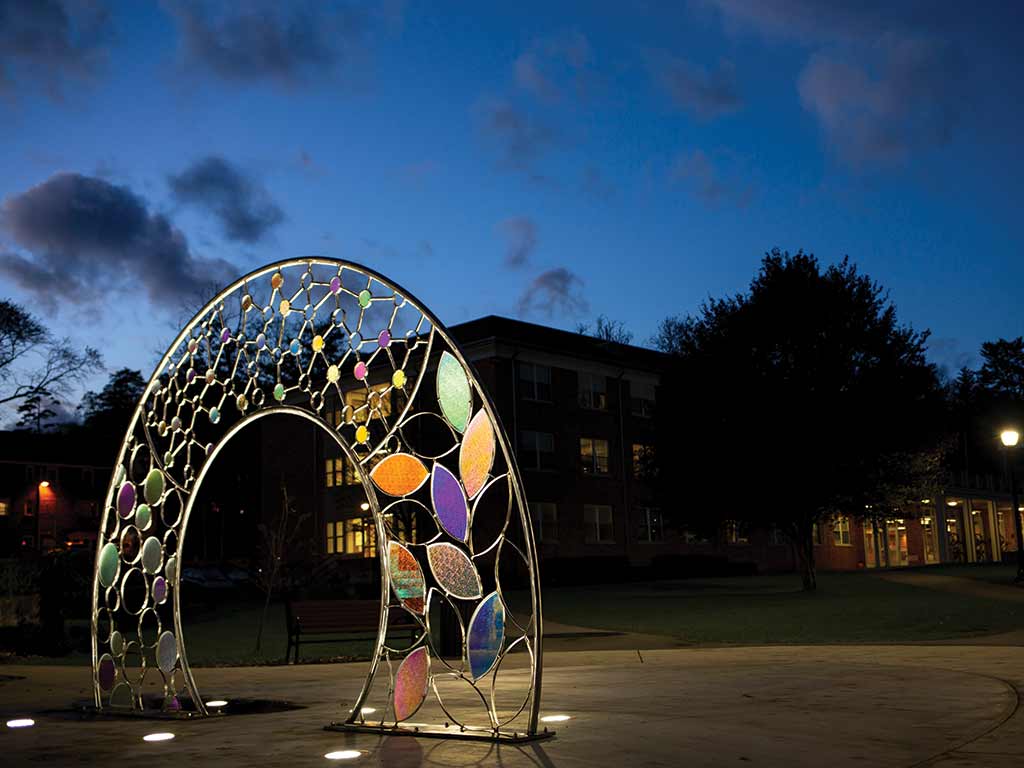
578 373 607 410
530 502 558 542
324 458 344 488
384 511 417 544
632 444 654 479
583 504 614 543
637 507 662 542
344 383 392 424
519 363 552 402
0 500 8 517
520 430 556 471
580 438 610 475
725 521 749 545
833 516 851 546
327 518 378 557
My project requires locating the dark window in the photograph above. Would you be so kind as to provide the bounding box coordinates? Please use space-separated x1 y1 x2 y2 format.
520 430 556 471
584 504 614 543
519 363 552 402
578 372 607 410
637 507 662 542
530 502 558 542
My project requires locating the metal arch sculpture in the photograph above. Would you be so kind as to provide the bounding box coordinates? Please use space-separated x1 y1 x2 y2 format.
89 258 545 740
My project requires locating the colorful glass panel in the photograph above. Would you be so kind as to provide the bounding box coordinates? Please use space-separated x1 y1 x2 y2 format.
371 453 429 497
98 542 119 588
157 631 177 674
431 463 468 541
388 541 425 614
459 409 495 499
427 543 482 599
437 351 471 433
393 647 428 721
117 482 135 518
467 592 504 680
144 469 163 505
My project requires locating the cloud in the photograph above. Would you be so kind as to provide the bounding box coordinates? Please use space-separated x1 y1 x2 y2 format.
798 37 968 167
478 98 556 175
168 156 284 243
517 267 588 319
514 31 593 102
580 165 616 200
0 0 113 100
0 173 235 309
499 216 537 269
650 53 741 119
671 149 754 207
162 0 368 89
703 0 892 43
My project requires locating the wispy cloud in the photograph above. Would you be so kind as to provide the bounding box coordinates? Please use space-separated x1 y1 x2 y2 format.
162 0 375 90
671 149 754 207
499 216 537 268
514 31 594 103
517 267 588 319
798 37 968 168
168 155 284 243
649 52 742 119
0 0 113 101
477 98 557 177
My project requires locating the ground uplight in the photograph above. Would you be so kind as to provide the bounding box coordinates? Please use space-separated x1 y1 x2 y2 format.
324 749 361 760
206 700 228 708
143 732 175 742
540 714 572 722
6 719 34 728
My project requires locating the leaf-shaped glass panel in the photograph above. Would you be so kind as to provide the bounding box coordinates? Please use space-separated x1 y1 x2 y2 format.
459 409 495 499
431 463 468 541
467 591 504 680
437 351 472 433
394 646 429 721
388 541 425 614
370 453 429 497
427 543 482 600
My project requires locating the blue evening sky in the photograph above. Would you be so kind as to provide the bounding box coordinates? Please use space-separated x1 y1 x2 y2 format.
1 0 1022 406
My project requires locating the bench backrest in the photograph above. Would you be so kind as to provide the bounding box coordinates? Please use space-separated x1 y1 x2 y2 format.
289 599 416 633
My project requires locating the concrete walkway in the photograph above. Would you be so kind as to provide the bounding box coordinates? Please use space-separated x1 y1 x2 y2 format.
2 643 1023 767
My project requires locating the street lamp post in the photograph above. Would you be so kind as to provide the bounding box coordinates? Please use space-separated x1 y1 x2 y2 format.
999 429 1024 583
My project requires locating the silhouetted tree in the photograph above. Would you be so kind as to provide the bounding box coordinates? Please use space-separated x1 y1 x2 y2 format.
79 368 147 448
577 315 634 345
0 299 102 408
654 250 945 590
15 389 60 433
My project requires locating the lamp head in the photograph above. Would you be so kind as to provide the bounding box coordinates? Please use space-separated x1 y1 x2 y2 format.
1001 429 1020 448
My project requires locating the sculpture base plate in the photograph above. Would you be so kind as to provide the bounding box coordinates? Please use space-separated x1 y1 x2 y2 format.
326 721 556 743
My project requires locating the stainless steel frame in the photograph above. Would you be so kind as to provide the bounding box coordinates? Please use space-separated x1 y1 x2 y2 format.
89 258 544 739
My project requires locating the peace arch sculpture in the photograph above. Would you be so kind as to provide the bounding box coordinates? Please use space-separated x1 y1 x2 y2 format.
89 259 545 740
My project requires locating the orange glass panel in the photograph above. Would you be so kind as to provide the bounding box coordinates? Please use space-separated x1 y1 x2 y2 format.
459 409 495 499
370 453 429 497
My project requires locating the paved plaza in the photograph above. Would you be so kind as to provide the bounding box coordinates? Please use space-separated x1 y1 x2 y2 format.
2 640 1023 767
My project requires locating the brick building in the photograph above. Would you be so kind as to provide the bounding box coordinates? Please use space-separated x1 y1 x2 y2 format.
0 431 109 554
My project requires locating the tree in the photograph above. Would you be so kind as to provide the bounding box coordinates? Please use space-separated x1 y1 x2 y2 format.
15 389 60 433
79 368 147 438
654 250 945 590
0 299 103 407
254 482 311 655
576 314 634 345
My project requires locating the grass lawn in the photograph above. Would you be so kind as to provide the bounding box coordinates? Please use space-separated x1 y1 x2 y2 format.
521 566 1024 645
7 565 1024 667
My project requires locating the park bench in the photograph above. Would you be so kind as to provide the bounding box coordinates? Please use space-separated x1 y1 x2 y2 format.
285 599 418 664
